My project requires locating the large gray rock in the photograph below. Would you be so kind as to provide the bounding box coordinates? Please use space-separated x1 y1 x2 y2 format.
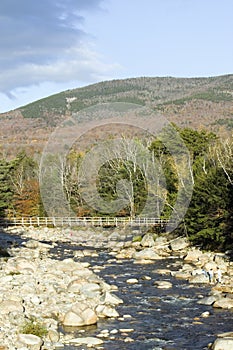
183 249 203 262
213 253 227 264
96 304 119 318
56 258 82 272
66 337 103 346
170 237 189 251
17 334 43 350
189 274 209 284
133 248 161 260
154 281 173 289
154 236 169 247
100 291 123 305
197 296 217 305
213 297 233 309
172 270 191 279
47 329 60 342
116 248 136 259
67 280 100 295
62 311 84 327
0 300 24 314
211 337 233 350
63 302 97 326
140 234 155 247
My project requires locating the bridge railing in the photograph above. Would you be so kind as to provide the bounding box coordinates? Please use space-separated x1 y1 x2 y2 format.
0 217 169 228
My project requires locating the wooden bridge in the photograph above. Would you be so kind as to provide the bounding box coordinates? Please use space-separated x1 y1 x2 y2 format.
0 216 169 228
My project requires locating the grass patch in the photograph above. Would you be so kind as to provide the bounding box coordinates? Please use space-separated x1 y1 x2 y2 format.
20 317 48 337
8 271 20 276
132 235 142 242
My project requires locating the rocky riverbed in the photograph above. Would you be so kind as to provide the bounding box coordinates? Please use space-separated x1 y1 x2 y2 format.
0 225 233 349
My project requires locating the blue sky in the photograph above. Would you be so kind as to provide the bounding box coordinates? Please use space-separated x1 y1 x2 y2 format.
0 0 233 112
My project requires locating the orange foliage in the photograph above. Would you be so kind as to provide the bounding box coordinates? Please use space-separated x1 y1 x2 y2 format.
13 179 41 217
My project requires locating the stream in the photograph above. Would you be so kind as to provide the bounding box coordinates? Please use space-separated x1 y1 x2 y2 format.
49 243 233 350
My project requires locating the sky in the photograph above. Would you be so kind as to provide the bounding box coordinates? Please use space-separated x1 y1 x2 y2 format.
0 0 233 112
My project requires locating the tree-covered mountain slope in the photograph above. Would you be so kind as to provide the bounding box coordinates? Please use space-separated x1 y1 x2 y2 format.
0 74 233 156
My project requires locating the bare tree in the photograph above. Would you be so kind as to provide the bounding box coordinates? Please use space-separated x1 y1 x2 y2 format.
211 138 233 185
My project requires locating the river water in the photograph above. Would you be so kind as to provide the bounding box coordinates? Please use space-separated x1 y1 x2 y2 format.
50 244 233 350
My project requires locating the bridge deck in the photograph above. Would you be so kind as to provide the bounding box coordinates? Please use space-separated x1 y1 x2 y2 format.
0 217 169 228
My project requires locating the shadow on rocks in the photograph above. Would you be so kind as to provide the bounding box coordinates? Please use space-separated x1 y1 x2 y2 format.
0 226 29 257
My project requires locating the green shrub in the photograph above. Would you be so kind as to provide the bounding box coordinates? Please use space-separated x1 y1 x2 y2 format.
20 317 48 337
8 271 20 276
132 235 142 242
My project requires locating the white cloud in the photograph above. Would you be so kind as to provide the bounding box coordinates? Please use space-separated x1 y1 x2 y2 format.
0 41 123 112
0 0 122 99
0 43 122 93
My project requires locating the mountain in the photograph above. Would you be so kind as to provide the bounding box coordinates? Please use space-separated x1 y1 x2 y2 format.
1 74 233 157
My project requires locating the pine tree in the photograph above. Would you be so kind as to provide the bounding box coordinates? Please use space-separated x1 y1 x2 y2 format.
181 154 232 251
0 159 14 217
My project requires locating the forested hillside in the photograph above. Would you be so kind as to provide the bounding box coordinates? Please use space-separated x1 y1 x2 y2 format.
0 74 233 156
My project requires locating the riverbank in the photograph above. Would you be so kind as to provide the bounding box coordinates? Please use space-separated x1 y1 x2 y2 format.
0 226 233 349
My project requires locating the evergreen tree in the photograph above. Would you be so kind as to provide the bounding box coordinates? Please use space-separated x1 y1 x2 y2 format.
183 160 229 249
0 158 14 217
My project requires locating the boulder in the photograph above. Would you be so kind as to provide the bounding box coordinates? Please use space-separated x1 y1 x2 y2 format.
133 259 155 264
217 331 233 338
154 281 173 289
56 258 78 272
197 296 217 305
154 236 169 247
211 337 233 350
126 278 139 284
201 311 210 318
24 240 39 249
140 234 155 247
213 253 227 264
116 248 136 259
0 300 24 314
62 311 84 327
172 271 191 279
66 337 103 346
47 329 60 342
156 269 171 276
100 291 123 305
96 304 119 318
17 334 43 350
189 274 209 284
204 262 218 271
184 249 203 262
67 280 100 295
212 284 233 294
79 282 101 296
133 248 161 260
169 237 189 251
213 297 233 309
63 302 97 327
